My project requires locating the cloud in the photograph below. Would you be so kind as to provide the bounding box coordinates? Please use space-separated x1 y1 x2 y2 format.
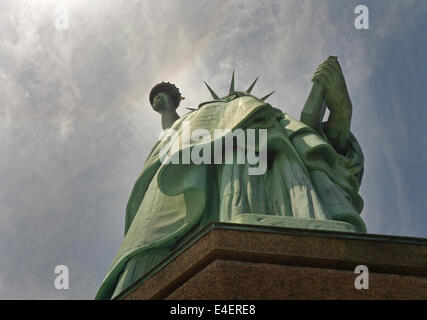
0 0 426 299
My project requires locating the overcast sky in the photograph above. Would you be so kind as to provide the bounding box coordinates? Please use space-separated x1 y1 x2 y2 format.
0 0 426 299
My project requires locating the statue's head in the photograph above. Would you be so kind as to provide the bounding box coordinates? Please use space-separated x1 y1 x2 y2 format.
149 82 183 113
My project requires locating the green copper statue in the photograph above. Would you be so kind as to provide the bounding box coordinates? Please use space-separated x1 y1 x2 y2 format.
96 56 365 299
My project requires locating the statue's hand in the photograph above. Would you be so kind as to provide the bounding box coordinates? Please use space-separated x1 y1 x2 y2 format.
312 56 352 154
312 56 352 117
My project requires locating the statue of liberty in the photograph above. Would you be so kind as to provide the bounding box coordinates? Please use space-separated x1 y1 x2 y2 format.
95 56 365 299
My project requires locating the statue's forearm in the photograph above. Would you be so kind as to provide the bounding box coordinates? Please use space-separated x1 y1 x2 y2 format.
310 56 354 154
325 104 352 154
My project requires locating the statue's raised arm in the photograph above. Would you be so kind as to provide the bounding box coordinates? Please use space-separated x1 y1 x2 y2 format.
315 56 353 154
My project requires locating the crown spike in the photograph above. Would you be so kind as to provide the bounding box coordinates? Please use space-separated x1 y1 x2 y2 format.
229 70 235 94
246 76 259 94
260 91 275 101
204 81 219 100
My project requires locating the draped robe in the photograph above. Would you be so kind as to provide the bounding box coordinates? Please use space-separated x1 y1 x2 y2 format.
95 95 365 299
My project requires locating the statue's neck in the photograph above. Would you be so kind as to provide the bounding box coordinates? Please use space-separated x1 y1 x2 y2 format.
161 110 180 129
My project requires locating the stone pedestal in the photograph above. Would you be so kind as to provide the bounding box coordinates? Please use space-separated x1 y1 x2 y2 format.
119 223 427 300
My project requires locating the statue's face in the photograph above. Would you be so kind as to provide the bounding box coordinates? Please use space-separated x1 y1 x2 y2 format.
152 92 175 113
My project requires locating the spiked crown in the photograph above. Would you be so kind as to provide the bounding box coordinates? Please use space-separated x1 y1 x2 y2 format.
204 71 274 102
